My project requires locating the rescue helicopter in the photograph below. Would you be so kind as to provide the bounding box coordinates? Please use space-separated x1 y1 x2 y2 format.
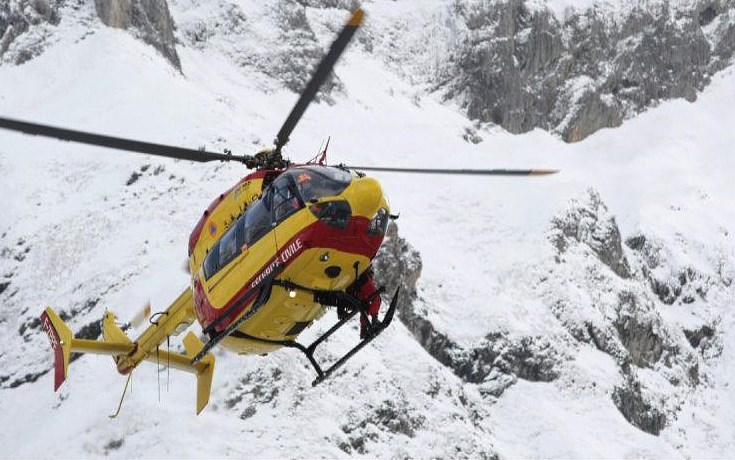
0 9 557 415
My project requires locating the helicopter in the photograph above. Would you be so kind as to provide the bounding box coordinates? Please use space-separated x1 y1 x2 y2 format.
0 8 557 415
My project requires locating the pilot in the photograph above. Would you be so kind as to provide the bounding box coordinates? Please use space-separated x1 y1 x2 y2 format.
297 172 316 201
298 171 328 202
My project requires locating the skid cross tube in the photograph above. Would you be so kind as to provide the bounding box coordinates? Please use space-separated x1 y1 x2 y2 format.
230 286 400 386
311 287 399 385
230 307 361 380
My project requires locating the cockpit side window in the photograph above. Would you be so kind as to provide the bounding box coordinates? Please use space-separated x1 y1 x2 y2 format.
218 225 239 268
242 190 273 246
202 190 274 280
203 243 220 280
271 175 302 223
203 224 240 280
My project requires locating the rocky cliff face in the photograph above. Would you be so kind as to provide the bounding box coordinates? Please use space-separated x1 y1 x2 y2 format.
0 0 62 65
374 191 731 438
436 0 735 141
94 0 180 69
6 0 733 143
1 0 179 68
540 189 727 435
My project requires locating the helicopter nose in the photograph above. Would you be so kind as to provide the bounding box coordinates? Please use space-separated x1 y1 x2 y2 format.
349 176 384 218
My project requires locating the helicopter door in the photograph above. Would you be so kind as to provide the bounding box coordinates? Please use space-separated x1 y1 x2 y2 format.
271 174 302 224
205 188 278 308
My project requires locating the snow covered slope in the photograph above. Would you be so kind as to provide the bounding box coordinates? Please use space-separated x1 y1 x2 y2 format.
0 1 733 458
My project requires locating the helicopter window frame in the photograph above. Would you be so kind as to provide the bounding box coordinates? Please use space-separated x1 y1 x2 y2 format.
271 174 303 224
241 188 274 247
202 189 275 281
202 223 241 281
217 224 240 269
202 243 220 280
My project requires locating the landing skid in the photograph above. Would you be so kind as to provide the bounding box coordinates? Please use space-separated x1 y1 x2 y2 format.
236 286 399 386
311 286 399 385
196 284 400 385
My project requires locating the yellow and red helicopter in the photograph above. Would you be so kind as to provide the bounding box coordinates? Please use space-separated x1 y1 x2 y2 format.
0 9 556 414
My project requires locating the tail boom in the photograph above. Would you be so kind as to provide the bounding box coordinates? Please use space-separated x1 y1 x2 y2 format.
40 288 216 414
41 307 134 391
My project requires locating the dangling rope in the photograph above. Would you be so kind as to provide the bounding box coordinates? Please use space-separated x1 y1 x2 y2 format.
148 311 169 403
166 335 170 392
109 371 133 419
156 345 160 403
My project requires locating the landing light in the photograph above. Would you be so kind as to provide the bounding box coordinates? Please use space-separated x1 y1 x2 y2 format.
289 290 297 299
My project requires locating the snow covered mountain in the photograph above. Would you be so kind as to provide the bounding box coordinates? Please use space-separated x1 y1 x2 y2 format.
1 0 733 458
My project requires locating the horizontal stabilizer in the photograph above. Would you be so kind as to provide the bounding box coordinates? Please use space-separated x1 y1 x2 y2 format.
41 307 135 391
143 331 215 414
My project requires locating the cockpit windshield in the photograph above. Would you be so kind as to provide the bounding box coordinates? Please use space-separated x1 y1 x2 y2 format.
289 166 352 202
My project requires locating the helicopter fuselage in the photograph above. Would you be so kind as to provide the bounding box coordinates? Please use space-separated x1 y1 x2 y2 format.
187 165 390 355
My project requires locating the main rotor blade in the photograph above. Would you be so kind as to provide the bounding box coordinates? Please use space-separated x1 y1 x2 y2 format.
345 165 559 176
0 116 248 163
274 8 364 154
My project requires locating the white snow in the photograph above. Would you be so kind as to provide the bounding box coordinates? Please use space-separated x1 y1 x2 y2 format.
0 1 733 458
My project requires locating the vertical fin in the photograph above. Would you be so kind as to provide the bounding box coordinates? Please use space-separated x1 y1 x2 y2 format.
182 332 215 415
102 311 132 346
40 307 73 391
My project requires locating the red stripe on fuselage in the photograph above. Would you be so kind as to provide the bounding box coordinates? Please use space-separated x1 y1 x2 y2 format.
194 215 384 332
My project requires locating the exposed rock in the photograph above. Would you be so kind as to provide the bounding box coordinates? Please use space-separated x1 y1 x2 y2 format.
0 0 62 64
341 398 426 451
374 222 561 393
264 0 342 100
103 439 124 454
224 366 282 420
175 0 342 99
612 378 667 435
551 188 630 278
684 324 716 349
8 369 50 388
94 0 180 69
483 335 560 382
542 190 715 434
566 318 627 361
626 233 712 305
438 0 735 142
563 91 623 142
1 0 181 68
126 171 142 186
373 222 422 302
614 292 665 368
295 0 359 9
18 315 41 342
